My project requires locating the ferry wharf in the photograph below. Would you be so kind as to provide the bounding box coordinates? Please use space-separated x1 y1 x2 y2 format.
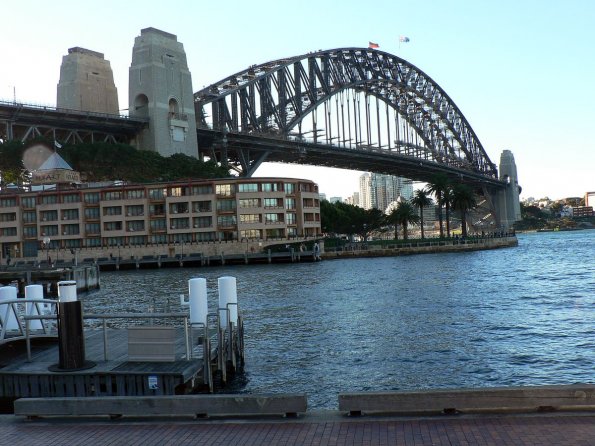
1 411 594 445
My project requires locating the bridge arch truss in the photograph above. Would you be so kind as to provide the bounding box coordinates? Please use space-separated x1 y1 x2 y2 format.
194 47 499 183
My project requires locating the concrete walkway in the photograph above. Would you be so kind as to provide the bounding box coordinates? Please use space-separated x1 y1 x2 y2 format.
2 412 594 445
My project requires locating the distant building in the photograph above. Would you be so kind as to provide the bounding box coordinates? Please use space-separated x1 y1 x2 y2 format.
57 47 119 114
329 196 342 203
572 206 594 218
0 177 321 261
359 173 413 211
585 191 595 208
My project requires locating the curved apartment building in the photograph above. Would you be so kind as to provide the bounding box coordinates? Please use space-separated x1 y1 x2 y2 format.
0 177 321 262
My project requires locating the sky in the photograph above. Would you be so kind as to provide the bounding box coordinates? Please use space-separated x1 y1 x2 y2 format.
1 0 593 201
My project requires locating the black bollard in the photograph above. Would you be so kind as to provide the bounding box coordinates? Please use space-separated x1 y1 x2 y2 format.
57 300 86 369
49 281 95 372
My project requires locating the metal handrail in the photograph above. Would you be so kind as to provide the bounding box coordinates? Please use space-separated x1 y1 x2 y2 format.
23 311 191 363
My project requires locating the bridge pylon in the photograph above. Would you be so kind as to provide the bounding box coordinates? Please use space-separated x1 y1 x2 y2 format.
492 150 522 230
129 27 198 158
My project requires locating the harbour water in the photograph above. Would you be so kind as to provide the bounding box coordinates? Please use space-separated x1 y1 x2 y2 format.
82 231 595 409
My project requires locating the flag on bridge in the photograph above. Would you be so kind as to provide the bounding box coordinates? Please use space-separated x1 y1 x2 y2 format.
399 36 410 43
368 41 379 49
54 140 62 149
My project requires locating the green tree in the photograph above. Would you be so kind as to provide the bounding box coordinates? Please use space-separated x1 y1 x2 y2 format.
425 173 450 238
451 184 477 237
410 189 433 239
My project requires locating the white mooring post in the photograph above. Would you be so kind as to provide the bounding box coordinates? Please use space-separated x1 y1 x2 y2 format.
0 286 19 331
218 276 238 329
24 284 45 330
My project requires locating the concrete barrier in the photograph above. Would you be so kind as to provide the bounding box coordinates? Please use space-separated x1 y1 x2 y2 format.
338 385 595 416
14 394 308 419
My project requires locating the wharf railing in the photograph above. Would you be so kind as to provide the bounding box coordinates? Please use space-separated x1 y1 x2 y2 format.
1 299 243 392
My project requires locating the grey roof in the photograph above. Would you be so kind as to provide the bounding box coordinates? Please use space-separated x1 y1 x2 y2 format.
37 153 73 171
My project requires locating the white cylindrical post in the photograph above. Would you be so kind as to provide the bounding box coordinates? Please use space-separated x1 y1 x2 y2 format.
188 278 208 326
0 286 19 330
24 284 44 330
218 276 238 329
57 280 77 302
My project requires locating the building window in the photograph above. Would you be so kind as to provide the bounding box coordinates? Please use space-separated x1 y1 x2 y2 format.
125 205 144 216
84 192 100 204
22 211 36 224
103 206 122 216
285 198 296 210
62 224 80 235
84 207 100 219
103 191 122 201
215 184 234 196
217 215 237 227
169 187 183 197
0 212 16 222
23 226 38 238
239 214 260 223
85 223 101 235
192 200 212 213
238 183 258 193
128 235 147 245
40 210 58 222
40 195 57 205
196 232 216 242
21 196 36 208
126 189 145 199
0 197 17 207
40 225 58 236
240 229 262 239
150 219 166 231
239 198 260 208
104 221 123 231
191 185 213 195
193 216 212 228
264 198 282 208
1 227 17 236
149 188 166 200
261 182 281 192
106 237 124 246
149 204 165 216
62 193 80 203
170 203 189 214
64 239 82 248
62 209 79 220
265 213 284 224
85 238 102 247
216 199 236 212
127 220 145 232
284 183 295 194
170 218 189 230
149 235 167 244
286 213 296 224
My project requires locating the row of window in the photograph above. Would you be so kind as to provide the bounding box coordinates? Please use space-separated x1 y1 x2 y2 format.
0 182 313 209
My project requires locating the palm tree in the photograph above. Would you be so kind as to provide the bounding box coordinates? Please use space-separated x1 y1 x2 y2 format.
425 173 450 238
443 186 454 238
389 200 420 240
451 184 477 237
410 189 433 239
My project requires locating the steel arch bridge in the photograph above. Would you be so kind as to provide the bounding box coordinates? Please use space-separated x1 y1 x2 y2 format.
194 47 504 189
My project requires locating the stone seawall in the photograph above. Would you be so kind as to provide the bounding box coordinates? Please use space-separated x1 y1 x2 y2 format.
322 236 518 260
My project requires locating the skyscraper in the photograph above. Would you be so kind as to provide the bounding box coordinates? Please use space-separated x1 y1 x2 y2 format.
360 173 413 212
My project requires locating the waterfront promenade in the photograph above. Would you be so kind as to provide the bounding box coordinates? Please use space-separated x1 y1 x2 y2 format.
2 412 594 445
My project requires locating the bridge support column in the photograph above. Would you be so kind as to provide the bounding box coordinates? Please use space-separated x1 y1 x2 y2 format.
493 150 521 230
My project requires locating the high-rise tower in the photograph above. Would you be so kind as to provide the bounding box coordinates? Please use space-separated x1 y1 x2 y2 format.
57 47 119 114
128 27 198 158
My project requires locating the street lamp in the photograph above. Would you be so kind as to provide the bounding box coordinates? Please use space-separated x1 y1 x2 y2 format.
43 236 51 265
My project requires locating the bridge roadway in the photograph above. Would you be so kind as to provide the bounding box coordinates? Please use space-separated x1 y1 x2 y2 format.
197 128 507 190
2 412 593 445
